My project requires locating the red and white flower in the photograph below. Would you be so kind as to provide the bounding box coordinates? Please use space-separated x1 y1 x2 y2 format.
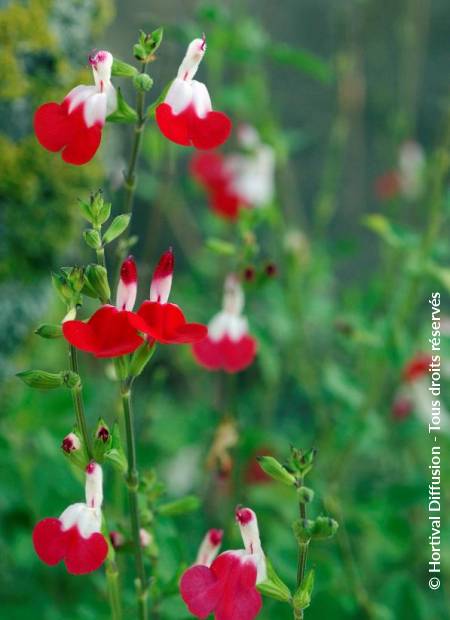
191 124 275 220
34 50 117 165
156 37 231 149
33 462 108 575
129 248 207 345
192 275 257 373
63 256 143 357
180 507 266 620
195 529 224 567
375 140 425 202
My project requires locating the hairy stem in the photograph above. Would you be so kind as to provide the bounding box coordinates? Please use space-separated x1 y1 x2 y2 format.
295 479 309 620
68 344 92 458
121 382 148 620
106 559 123 620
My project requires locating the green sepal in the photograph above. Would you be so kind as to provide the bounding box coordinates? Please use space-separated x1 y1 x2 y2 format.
35 323 63 339
17 369 65 390
103 214 131 244
257 557 292 602
257 455 297 486
293 569 315 611
104 422 128 473
83 228 102 250
114 356 129 381
129 342 156 378
297 486 314 503
93 418 113 462
310 516 339 540
111 57 138 77
292 519 314 543
133 27 164 61
85 264 111 304
157 495 200 517
62 426 89 470
133 73 154 92
107 88 138 124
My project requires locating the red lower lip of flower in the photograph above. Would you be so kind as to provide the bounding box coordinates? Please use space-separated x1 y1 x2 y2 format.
34 101 102 166
192 334 257 373
403 353 432 382
191 152 242 220
156 103 231 150
129 301 207 345
33 518 108 575
180 552 262 620
62 305 143 358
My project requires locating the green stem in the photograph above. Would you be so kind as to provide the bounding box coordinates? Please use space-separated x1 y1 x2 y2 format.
123 63 148 217
121 382 149 620
68 343 92 458
295 480 309 620
106 559 123 620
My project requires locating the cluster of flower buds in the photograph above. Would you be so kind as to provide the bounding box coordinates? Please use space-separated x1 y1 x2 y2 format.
180 507 266 620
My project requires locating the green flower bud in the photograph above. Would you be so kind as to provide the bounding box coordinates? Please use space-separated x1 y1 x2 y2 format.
297 486 314 503
83 229 102 250
63 371 81 389
290 446 317 477
85 264 111 303
157 496 200 517
104 422 128 473
93 418 112 462
293 569 314 611
51 271 74 305
35 323 63 339
292 518 314 542
66 266 85 295
61 429 89 470
17 369 64 390
311 516 339 540
103 214 131 244
129 342 156 378
133 73 154 92
111 58 138 77
256 456 297 486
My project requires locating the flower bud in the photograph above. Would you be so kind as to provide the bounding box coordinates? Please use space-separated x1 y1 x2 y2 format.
63 370 81 389
85 462 103 509
110 530 125 549
93 418 112 462
264 262 277 277
83 229 102 250
256 456 296 486
140 528 153 547
150 248 174 304
293 569 314 611
292 519 314 542
297 486 314 503
311 516 339 540
102 214 131 245
111 58 138 77
133 73 154 92
35 323 63 339
17 369 64 390
85 264 111 304
257 557 292 603
62 432 81 453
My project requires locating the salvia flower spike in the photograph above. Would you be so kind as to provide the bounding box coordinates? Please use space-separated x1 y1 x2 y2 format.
155 37 232 149
34 51 117 165
32 463 108 574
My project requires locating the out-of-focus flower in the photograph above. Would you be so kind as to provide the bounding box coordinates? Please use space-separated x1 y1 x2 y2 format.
375 140 425 202
110 530 125 549
180 507 266 620
139 528 153 548
192 275 257 373
63 256 143 357
129 248 207 345
34 51 117 165
403 353 431 383
33 463 108 575
206 418 239 475
191 124 275 220
195 529 224 567
156 37 231 149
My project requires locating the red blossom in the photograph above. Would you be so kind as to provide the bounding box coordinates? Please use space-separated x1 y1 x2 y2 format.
402 353 431 383
191 152 243 220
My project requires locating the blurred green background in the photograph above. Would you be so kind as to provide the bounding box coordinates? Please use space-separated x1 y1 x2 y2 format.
1 0 449 619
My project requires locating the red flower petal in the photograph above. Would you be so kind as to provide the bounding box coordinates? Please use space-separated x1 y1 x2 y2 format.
212 553 262 620
193 335 257 373
34 101 102 166
156 103 231 150
131 301 207 345
63 305 143 357
33 518 68 566
64 527 108 575
180 565 223 618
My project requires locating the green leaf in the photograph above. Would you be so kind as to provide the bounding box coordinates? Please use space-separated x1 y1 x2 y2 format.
206 238 237 256
267 43 333 83
257 557 292 603
107 88 138 124
102 214 131 244
157 495 200 516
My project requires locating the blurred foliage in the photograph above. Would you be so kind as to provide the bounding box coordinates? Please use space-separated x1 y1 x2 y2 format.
1 1 450 620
